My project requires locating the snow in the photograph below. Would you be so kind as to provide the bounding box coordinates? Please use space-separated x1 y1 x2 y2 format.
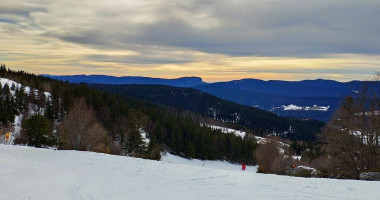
291 155 302 160
201 124 293 158
253 135 268 144
0 78 53 144
1 145 380 200
283 104 304 110
363 111 379 116
282 104 330 111
0 77 52 98
1 78 20 89
44 91 52 101
9 114 24 144
351 130 380 145
202 124 246 138
139 128 150 146
161 152 257 172
1 77 31 95
297 165 317 171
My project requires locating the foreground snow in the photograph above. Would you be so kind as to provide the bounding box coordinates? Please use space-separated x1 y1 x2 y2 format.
1 145 380 200
161 152 258 172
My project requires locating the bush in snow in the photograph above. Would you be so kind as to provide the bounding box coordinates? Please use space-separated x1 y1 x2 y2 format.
255 141 291 174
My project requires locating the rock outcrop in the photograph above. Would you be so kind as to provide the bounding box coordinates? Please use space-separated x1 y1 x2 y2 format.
286 166 318 177
360 172 380 181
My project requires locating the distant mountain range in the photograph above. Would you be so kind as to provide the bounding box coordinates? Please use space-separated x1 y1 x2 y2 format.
45 74 364 122
194 79 363 122
46 75 205 87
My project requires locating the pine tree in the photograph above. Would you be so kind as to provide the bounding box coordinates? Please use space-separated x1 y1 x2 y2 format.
126 129 145 155
146 136 161 160
185 142 195 158
22 114 55 147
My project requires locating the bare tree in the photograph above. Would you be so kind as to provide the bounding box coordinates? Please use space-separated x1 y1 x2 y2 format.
255 141 280 173
321 74 380 178
58 98 112 153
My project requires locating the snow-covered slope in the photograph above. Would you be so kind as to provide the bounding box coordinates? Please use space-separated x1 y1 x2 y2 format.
202 124 247 138
1 78 29 94
161 152 257 172
1 145 379 200
1 78 53 144
202 123 288 146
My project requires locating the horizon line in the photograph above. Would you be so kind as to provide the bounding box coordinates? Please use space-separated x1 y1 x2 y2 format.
42 73 363 84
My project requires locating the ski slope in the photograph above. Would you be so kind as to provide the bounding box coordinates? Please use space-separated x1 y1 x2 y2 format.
1 145 380 200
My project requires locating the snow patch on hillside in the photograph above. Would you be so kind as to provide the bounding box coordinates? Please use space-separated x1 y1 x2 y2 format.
1 78 30 95
272 104 330 111
201 123 289 146
139 128 150 146
283 104 330 111
0 77 52 100
201 124 246 138
1 145 380 200
202 124 288 144
201 124 296 160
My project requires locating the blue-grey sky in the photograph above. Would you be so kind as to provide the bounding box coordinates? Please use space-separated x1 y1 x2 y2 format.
1 0 379 82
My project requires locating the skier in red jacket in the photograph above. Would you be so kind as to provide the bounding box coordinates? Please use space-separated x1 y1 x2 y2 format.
242 163 246 170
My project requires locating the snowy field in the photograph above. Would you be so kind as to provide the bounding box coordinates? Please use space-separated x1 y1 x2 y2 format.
1 145 380 200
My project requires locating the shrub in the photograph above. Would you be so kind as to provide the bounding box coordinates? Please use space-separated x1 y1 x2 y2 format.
257 166 265 173
364 168 380 173
293 169 314 178
255 141 280 173
269 155 292 175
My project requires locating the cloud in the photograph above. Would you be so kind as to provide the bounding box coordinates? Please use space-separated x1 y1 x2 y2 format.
0 0 379 81
13 0 377 56
0 2 47 18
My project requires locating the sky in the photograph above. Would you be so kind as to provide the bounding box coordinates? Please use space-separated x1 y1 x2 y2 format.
1 0 380 82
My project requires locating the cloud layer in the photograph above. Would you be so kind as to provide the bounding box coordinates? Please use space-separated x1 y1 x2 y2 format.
1 0 380 81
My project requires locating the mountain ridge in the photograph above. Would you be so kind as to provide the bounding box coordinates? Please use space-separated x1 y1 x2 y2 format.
44 74 205 87
45 74 365 121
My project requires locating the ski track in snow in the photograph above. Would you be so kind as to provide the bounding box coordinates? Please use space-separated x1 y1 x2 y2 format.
1 145 380 200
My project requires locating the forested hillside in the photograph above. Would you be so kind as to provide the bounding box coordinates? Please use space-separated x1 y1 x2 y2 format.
0 65 256 164
93 84 324 141
195 84 341 122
